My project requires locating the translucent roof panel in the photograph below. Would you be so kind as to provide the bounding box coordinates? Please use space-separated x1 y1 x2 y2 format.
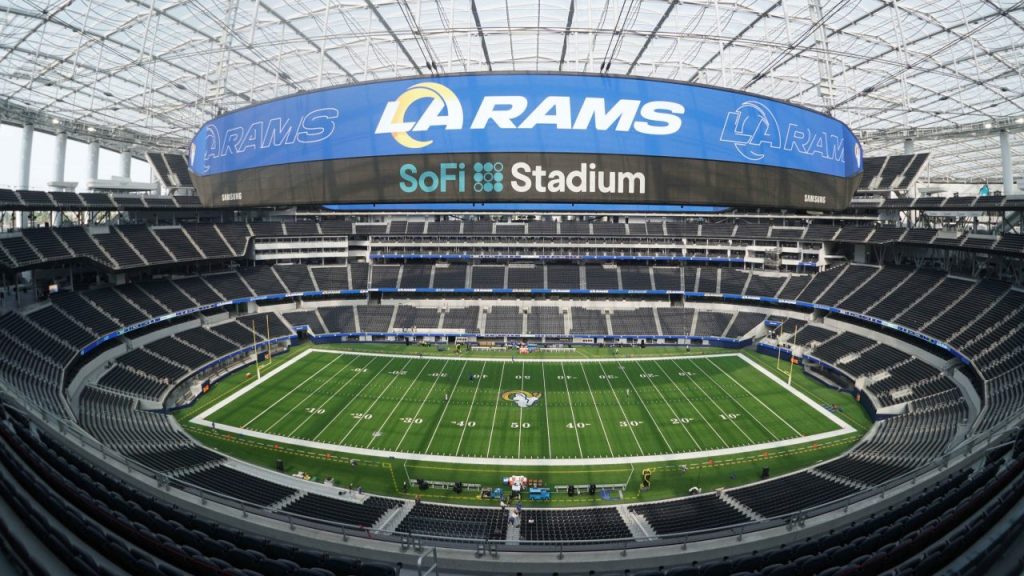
1 0 1021 183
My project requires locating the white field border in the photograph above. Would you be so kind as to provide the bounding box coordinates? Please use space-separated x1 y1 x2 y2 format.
191 348 857 466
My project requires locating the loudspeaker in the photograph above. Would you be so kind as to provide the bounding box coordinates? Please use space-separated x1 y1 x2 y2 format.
454 481 463 494
761 467 770 479
275 459 284 472
588 484 596 496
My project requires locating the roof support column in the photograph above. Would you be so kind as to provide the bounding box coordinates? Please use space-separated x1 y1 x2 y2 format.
17 124 33 229
52 131 68 227
120 149 132 179
52 131 67 185
1000 130 1014 195
903 138 914 154
87 141 100 181
17 124 33 191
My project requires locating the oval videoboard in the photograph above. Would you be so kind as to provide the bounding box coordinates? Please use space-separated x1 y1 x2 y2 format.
189 73 863 211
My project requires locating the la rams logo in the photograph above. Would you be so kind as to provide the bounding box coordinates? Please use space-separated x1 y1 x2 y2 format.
377 82 463 149
190 124 220 175
502 390 542 408
720 100 781 162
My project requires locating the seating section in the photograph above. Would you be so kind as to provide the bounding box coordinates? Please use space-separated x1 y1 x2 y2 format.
519 508 631 541
443 306 479 332
657 308 694 335
397 503 508 540
809 332 875 364
357 305 394 332
728 471 860 518
609 309 658 335
282 494 400 527
393 305 441 330
631 495 751 535
527 306 564 334
283 310 327 334
485 306 522 333
176 466 296 507
320 305 357 333
570 307 607 335
726 312 765 338
693 310 733 336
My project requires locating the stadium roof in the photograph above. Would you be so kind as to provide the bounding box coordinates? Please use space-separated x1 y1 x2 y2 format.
1 0 1022 183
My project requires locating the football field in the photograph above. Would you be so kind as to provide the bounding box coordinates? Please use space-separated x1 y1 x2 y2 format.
193 349 853 463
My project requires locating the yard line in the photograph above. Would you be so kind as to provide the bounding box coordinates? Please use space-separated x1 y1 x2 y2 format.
424 361 468 453
454 362 486 456
485 362 507 457
517 361 525 458
707 357 803 437
557 363 584 457
651 360 727 448
595 362 645 454
685 357 780 441
575 362 616 456
309 358 395 442
541 363 552 458
335 358 415 445
283 355 370 436
241 354 346 429
615 363 675 452
668 358 757 445
395 360 450 451
632 361 702 451
366 359 432 447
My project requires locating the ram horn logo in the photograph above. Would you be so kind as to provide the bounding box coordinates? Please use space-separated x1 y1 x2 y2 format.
720 100 781 162
502 390 542 408
377 82 463 149
191 124 220 175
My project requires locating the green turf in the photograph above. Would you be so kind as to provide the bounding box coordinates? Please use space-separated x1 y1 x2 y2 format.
176 343 870 506
201 349 842 459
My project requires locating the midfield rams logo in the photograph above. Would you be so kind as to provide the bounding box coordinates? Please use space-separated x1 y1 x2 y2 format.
502 390 542 408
